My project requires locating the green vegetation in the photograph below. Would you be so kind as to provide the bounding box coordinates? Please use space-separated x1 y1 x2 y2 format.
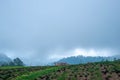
15 67 62 80
0 66 25 69
0 66 48 80
0 60 120 80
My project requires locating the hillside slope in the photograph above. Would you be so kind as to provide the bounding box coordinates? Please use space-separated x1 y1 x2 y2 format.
56 55 119 64
14 60 120 80
0 53 12 66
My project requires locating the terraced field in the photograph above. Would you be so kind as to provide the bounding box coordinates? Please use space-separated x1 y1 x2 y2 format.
0 60 120 80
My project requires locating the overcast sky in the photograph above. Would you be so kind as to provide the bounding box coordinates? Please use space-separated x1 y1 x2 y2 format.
0 0 120 65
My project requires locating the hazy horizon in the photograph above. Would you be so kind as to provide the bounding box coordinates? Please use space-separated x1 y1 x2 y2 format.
0 0 120 65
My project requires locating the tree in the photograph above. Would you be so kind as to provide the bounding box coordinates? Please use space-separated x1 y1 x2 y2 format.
13 58 24 66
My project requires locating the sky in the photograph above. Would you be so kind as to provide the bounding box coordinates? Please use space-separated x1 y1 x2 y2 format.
0 0 120 65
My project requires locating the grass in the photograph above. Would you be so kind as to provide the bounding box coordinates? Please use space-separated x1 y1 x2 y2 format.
0 66 25 69
14 66 62 80
57 72 67 80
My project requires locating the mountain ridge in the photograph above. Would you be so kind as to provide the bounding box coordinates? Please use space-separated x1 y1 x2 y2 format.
0 53 24 66
56 55 120 64
0 53 12 66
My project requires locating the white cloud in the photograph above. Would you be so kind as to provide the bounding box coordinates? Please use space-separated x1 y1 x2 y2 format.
48 48 114 60
74 48 112 57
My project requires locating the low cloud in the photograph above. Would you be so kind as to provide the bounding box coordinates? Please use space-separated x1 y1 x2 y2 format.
0 0 120 65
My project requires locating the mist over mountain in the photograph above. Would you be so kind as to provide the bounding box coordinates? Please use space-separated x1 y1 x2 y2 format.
56 55 120 65
0 0 120 65
0 53 120 66
0 53 24 66
0 53 12 66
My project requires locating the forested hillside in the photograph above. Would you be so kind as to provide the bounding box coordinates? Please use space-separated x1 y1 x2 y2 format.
56 55 119 64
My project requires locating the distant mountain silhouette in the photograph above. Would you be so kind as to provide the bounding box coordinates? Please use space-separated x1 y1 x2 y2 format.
0 53 12 66
56 55 119 64
0 53 24 66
